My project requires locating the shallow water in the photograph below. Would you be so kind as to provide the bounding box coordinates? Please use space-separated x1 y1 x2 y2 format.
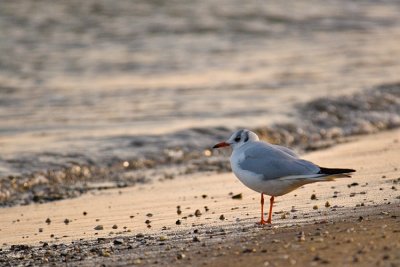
1 0 400 179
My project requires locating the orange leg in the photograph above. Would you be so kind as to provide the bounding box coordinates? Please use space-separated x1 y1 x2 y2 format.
259 194 275 225
260 193 266 224
266 196 274 224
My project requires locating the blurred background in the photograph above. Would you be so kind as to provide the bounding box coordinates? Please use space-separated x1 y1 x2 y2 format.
0 0 400 205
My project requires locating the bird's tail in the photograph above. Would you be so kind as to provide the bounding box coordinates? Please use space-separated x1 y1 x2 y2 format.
318 167 355 176
278 167 356 183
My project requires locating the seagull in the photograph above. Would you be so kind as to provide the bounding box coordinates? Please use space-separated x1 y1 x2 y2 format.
213 129 355 224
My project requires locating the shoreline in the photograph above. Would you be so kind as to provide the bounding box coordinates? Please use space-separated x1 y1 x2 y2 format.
0 128 399 266
1 82 399 208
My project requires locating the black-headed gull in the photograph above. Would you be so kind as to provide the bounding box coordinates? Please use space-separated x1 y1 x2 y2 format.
213 129 355 224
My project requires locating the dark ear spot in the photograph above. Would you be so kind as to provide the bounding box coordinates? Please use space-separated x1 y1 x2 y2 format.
244 132 249 142
234 130 243 142
234 135 241 142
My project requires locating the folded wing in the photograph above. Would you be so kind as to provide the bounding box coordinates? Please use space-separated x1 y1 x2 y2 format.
239 142 321 181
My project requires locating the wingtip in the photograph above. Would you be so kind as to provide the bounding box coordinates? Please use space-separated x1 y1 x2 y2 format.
318 167 356 175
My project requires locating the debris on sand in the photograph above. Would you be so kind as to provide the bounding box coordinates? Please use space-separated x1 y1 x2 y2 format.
94 225 104 231
242 248 256 253
232 193 243 200
281 212 289 219
195 209 202 217
348 182 359 188
177 206 182 215
1 204 399 266
113 239 124 245
135 233 144 238
297 231 306 242
177 253 186 260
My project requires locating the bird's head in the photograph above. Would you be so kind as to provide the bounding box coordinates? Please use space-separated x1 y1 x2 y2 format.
212 129 259 150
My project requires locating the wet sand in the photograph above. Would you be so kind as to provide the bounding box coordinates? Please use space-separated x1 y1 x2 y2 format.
0 129 399 266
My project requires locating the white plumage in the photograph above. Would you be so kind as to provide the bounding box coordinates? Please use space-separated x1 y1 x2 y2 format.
213 129 355 224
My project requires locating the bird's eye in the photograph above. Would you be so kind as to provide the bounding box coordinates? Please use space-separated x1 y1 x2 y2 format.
234 136 241 142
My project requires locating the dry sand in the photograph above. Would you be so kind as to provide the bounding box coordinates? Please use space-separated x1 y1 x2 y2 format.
0 129 399 266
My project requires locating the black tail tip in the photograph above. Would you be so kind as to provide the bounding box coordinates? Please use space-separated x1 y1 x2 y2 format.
319 167 356 175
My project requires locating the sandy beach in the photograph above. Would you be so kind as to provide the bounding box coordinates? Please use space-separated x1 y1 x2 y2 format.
1 129 399 266
1 1 400 266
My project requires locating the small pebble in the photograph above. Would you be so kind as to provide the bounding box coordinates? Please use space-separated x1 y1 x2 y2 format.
242 248 256 253
311 194 317 200
232 193 243 200
94 225 104 231
219 215 225 220
177 253 185 260
298 231 306 242
113 239 124 245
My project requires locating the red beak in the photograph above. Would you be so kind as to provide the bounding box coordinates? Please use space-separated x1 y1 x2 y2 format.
212 142 230 149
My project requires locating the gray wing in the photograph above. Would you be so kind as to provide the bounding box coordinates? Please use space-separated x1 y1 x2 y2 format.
238 142 320 180
271 144 299 158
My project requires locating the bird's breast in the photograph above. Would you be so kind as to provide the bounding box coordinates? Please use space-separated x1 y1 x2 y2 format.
230 154 265 193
